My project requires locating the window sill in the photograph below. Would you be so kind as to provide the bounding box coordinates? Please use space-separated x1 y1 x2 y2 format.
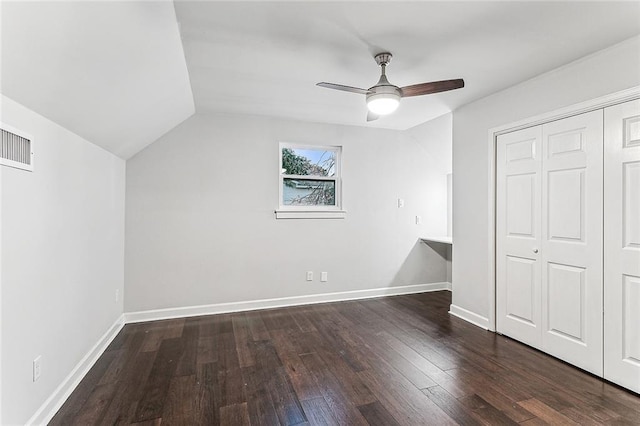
275 210 347 219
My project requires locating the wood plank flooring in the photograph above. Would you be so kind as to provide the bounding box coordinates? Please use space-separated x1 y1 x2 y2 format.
50 291 640 425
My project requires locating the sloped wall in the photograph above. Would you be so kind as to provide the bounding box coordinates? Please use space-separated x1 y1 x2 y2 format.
1 95 125 425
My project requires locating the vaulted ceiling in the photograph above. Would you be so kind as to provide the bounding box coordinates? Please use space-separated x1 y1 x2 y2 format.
2 1 640 159
1 1 194 159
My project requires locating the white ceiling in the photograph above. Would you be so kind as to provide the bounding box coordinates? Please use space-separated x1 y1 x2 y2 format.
1 0 194 159
175 1 640 130
2 1 640 159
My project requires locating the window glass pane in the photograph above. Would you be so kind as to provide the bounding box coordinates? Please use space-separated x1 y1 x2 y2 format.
281 147 336 177
283 178 336 206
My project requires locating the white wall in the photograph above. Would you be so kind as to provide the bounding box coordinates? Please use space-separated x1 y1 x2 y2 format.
452 35 640 325
406 114 453 285
405 113 452 234
0 95 125 425
125 112 452 312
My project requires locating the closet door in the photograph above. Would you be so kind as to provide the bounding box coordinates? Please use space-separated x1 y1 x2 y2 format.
604 99 640 393
497 126 543 348
541 110 603 375
497 110 604 376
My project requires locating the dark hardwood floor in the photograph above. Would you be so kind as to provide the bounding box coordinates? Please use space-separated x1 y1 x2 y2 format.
50 291 640 425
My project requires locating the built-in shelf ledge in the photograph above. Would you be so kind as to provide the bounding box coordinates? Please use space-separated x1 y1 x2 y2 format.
420 236 453 245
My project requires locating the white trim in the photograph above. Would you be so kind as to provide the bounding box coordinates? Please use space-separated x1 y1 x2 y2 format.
275 209 347 219
486 86 640 332
449 304 490 330
490 86 640 137
26 315 126 426
125 282 451 323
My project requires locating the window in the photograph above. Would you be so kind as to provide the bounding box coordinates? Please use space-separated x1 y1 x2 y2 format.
276 142 345 219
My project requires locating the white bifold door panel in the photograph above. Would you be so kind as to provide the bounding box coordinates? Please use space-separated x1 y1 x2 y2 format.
497 110 604 376
497 126 543 349
604 99 640 393
541 111 603 376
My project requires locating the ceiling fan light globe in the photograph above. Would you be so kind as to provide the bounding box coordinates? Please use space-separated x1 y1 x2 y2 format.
366 93 400 115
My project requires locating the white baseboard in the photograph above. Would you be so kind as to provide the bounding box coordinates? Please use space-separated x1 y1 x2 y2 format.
449 304 490 330
26 315 126 426
125 282 451 323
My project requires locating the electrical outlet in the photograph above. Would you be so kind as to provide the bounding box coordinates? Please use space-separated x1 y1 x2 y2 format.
33 356 42 382
321 272 328 282
115 289 120 303
416 215 422 225
397 198 405 208
306 271 313 281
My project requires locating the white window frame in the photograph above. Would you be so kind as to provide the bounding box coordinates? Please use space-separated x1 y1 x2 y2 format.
275 142 346 219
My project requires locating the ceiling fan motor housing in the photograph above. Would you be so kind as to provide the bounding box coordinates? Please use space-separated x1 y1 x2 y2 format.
366 83 402 102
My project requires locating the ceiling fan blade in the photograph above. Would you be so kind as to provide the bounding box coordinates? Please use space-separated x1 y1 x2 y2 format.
367 111 379 122
400 79 464 97
317 82 371 95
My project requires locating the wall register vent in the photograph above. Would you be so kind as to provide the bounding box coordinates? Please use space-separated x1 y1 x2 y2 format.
1 123 33 171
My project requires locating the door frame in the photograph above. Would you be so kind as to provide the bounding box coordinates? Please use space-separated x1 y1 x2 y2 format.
486 86 640 332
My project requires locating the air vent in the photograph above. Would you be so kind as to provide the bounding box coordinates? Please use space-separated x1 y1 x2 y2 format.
1 123 33 172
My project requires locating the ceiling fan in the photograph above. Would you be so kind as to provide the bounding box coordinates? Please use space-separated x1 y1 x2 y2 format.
317 52 464 121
